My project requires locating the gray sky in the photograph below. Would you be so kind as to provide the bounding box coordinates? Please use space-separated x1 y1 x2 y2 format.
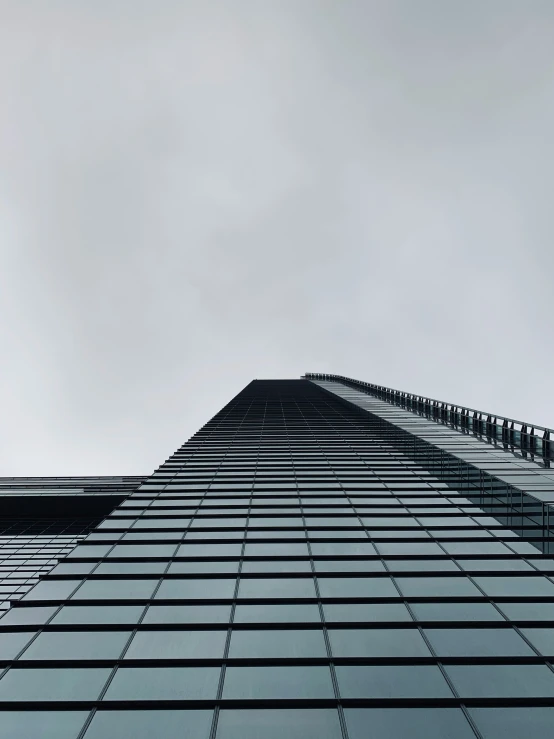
1 1 554 476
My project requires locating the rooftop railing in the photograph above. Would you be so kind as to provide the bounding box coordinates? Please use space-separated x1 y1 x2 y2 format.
304 373 553 466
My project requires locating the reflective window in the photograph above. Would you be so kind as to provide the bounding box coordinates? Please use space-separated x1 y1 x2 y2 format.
21 631 131 660
108 544 176 558
445 664 554 697
104 667 220 700
156 579 236 599
318 577 397 598
442 542 511 555
395 577 480 597
143 605 231 624
23 580 81 601
411 602 503 622
386 559 458 572
222 666 334 699
96 562 167 575
314 560 385 573
73 579 157 600
244 543 309 556
311 543 375 556
0 606 56 626
234 604 321 623
473 576 554 597
50 562 96 575
216 709 342 739
499 602 554 621
469 707 554 739
84 710 213 739
455 559 533 572
329 628 430 657
0 711 88 739
241 560 311 574
424 628 532 656
0 632 34 660
521 628 554 655
324 603 412 623
0 668 111 701
178 544 242 557
125 630 227 660
169 561 240 574
52 605 145 624
336 665 452 698
345 708 475 739
375 543 443 556
228 629 326 658
238 578 316 599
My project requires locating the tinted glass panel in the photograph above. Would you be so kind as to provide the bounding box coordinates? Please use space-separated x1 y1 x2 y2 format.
395 577 480 597
0 668 111 701
84 710 213 739
234 604 321 623
330 628 430 657
156 579 236 599
445 664 554 697
324 603 412 622
345 708 475 739
125 630 227 660
336 665 452 698
318 577 397 598
143 605 231 624
469 707 554 739
411 602 503 622
21 631 131 660
104 667 220 700
222 666 334 699
0 606 56 626
216 709 342 739
238 579 316 599
52 605 145 624
0 711 88 739
73 580 157 600
228 629 326 658
0 632 34 660
424 628 532 656
521 628 554 655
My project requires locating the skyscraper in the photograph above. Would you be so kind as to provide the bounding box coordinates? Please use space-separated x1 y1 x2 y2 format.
1 375 554 738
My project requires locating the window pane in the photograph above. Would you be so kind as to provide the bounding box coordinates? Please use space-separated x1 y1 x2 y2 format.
178 544 242 557
143 605 231 624
0 632 34 660
318 577 397 598
104 667 220 700
125 630 227 660
310 543 375 556
329 629 430 657
424 628 532 656
345 708 475 739
0 668 111 701
238 578 316 599
395 577 480 597
411 602 503 622
73 580 157 600
234 604 321 623
0 711 88 739
169 561 239 574
244 544 309 556
216 709 342 739
84 710 213 739
498 602 554 621
21 631 131 660
222 666 334 699
445 664 554 697
469 707 554 739
473 576 554 597
0 606 56 626
52 605 145 625
336 665 452 698
324 603 412 623
156 579 236 599
228 629 326 658
241 561 311 574
23 580 81 601
521 628 554 656
314 560 385 573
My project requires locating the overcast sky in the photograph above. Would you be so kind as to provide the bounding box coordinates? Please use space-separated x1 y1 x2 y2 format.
1 1 554 476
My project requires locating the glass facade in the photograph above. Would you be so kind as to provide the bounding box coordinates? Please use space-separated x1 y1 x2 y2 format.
0 378 553 737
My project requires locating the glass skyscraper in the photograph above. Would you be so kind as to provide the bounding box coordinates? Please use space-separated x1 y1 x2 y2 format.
1 376 554 738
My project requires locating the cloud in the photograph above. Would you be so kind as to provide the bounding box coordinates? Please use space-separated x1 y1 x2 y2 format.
1 1 554 474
